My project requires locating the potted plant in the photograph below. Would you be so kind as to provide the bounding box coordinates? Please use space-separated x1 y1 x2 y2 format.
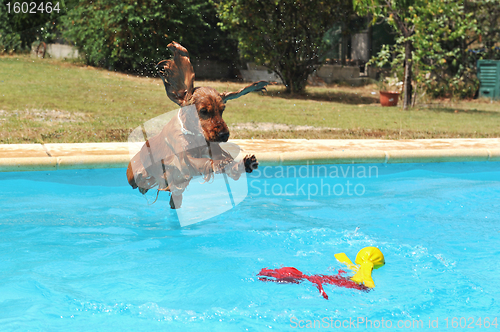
378 76 402 107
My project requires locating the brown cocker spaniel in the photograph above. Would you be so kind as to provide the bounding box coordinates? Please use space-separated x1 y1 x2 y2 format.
127 41 273 209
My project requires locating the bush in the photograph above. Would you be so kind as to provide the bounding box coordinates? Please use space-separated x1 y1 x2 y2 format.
367 0 481 100
61 0 236 75
0 0 77 53
0 1 22 53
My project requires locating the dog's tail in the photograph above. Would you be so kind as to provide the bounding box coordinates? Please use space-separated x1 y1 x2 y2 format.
126 162 138 189
126 160 155 195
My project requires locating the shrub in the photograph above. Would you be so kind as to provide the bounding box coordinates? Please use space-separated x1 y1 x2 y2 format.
61 0 236 74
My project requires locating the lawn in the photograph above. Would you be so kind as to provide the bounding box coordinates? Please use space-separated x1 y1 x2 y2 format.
1 55 499 143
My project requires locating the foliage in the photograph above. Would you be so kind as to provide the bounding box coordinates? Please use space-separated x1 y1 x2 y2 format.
0 0 26 53
366 0 479 99
412 1 479 98
465 0 500 76
372 0 478 97
354 0 416 108
471 0 500 57
61 0 236 74
0 4 22 53
0 0 78 53
1 0 236 73
217 0 355 94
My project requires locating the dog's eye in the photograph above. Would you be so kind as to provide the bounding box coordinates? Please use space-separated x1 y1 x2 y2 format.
199 108 208 115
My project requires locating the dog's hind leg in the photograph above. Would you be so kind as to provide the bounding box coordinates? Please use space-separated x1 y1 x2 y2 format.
169 193 183 209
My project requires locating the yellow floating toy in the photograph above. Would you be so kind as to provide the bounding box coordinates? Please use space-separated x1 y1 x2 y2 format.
334 247 385 288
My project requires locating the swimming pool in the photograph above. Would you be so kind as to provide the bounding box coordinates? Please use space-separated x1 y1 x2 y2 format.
1 162 499 331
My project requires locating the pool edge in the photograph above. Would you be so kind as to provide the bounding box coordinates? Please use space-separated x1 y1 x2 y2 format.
1 139 499 172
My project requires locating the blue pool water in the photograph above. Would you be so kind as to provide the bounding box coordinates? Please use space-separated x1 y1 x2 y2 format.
1 162 499 331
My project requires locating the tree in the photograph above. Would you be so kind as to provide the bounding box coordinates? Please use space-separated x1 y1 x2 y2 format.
217 0 354 94
364 0 479 102
469 0 500 60
411 0 479 98
354 0 417 109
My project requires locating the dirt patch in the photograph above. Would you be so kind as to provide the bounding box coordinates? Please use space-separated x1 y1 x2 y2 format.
0 109 88 123
98 128 133 141
0 110 7 121
230 122 340 131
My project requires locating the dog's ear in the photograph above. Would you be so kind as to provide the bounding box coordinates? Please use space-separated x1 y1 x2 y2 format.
157 41 195 106
220 81 276 103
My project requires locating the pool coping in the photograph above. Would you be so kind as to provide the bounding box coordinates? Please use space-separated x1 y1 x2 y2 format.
0 138 499 172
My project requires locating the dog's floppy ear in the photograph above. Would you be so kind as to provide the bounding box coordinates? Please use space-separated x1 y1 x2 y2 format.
157 41 195 106
220 81 276 103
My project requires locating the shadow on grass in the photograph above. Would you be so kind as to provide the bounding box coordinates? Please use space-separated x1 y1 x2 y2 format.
231 128 500 140
267 89 379 105
417 105 500 115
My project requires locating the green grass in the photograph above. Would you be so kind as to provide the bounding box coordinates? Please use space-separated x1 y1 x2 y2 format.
1 54 499 143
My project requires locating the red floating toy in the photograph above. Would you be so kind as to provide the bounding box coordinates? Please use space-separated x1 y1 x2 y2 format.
257 267 368 300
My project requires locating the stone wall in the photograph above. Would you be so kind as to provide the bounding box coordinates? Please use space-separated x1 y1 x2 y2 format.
31 43 79 59
316 65 360 84
192 59 233 80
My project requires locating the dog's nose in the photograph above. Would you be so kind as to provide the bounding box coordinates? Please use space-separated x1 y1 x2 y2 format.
218 131 230 142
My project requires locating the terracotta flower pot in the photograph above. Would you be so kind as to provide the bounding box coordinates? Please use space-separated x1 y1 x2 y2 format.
379 91 400 107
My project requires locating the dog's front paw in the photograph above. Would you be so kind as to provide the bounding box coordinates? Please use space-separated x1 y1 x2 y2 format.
244 155 259 173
